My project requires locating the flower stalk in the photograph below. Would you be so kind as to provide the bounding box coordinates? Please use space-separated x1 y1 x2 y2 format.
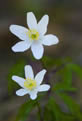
37 100 43 121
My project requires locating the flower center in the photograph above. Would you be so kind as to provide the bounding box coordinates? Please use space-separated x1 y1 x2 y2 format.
24 78 37 90
27 29 39 41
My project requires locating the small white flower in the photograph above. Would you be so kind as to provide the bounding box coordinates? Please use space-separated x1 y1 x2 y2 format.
12 65 50 100
10 12 59 60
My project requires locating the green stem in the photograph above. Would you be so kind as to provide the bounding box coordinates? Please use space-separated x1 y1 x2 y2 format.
37 101 43 121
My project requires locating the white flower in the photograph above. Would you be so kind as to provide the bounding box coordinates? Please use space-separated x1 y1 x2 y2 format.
12 65 50 100
10 12 59 60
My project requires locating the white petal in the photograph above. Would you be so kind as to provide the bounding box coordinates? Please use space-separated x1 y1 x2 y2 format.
42 34 59 46
31 43 44 60
12 76 25 87
38 84 50 92
38 15 49 35
16 89 29 96
12 41 31 52
24 65 34 79
10 25 28 41
30 90 38 100
27 12 37 30
35 69 46 85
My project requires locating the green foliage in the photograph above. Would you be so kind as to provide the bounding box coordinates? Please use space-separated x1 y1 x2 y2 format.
42 56 82 121
58 93 82 120
42 56 82 90
8 59 26 95
57 63 82 90
58 64 72 86
41 56 63 69
15 95 44 121
44 97 75 121
7 56 82 121
15 99 37 121
68 63 82 80
52 82 77 92
44 106 54 121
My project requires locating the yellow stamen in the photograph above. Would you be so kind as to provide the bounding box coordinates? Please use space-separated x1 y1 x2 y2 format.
24 78 37 90
26 29 39 41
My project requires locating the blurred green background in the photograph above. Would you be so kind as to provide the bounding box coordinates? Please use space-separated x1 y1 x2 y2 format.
0 0 82 121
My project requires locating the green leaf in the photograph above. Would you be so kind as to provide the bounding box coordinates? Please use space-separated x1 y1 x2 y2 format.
41 56 72 69
41 56 63 69
52 82 77 92
58 63 82 85
47 97 61 121
16 95 44 121
44 106 55 121
46 97 75 121
8 59 26 95
58 93 82 120
68 63 82 80
15 99 37 121
58 64 72 86
60 113 75 121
